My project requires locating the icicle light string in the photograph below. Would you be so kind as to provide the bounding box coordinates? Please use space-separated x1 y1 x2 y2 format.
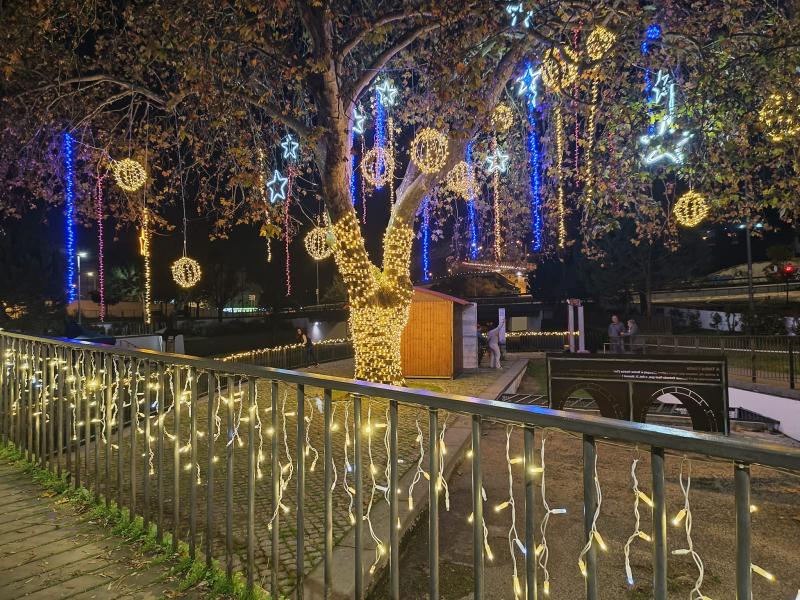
578 446 605 579
438 414 450 511
269 389 294 529
388 117 396 205
554 106 567 249
343 401 356 525
538 432 567 596
623 451 653 587
495 425 525 599
672 458 709 600
95 175 107 321
466 142 479 260
365 401 386 575
305 394 319 473
407 417 427 511
491 137 502 261
330 402 339 494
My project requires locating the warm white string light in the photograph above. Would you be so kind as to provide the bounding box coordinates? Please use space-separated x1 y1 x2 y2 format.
365 402 386 575
407 418 427 511
538 433 567 596
671 458 709 600
495 426 525 599
343 402 356 525
438 415 450 511
578 449 606 578
623 452 653 586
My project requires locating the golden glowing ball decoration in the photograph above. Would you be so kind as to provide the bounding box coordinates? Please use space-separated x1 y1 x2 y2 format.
758 92 800 142
541 47 578 93
445 161 474 199
111 158 147 192
361 146 395 187
171 256 202 288
491 103 514 133
586 26 617 60
410 127 449 174
673 191 709 227
304 226 334 261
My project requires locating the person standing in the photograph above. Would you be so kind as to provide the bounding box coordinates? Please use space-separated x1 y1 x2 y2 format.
487 318 504 369
296 327 318 366
608 315 625 353
623 319 640 353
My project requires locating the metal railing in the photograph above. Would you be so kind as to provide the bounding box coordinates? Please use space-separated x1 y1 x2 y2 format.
1 329 799 600
603 335 799 388
219 338 353 368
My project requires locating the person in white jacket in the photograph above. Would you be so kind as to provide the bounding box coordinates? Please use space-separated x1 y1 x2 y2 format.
486 318 504 369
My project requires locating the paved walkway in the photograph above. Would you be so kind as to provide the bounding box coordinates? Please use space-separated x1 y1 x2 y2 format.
0 459 208 600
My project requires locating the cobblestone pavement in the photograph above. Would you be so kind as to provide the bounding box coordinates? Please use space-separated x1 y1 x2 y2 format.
0 458 212 600
70 360 507 597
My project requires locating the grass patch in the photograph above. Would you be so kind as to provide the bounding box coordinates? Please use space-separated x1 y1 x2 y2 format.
0 442 272 600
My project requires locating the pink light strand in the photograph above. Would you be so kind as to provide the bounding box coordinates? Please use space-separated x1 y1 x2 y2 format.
285 166 294 296
95 175 106 321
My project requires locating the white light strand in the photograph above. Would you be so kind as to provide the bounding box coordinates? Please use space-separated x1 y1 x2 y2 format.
623 452 653 586
407 418 427 511
213 376 223 441
672 458 707 600
343 402 356 525
254 382 265 479
538 433 567 596
330 403 339 494
268 389 294 529
305 395 319 473
578 449 605 578
497 426 525 599
365 401 386 575
438 415 450 511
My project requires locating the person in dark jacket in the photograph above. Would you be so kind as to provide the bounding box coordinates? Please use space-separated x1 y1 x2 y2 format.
622 319 640 353
297 328 318 366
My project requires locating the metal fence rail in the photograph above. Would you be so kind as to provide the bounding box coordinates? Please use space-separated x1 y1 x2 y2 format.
219 338 353 368
604 335 799 388
1 330 799 599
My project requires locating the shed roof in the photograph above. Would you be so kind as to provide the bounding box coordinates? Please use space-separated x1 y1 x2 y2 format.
414 286 471 305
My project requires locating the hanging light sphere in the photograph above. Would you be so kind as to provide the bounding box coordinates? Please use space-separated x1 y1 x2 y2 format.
361 146 395 187
445 161 474 199
541 47 578 93
410 128 449 175
491 104 514 133
586 26 617 60
304 226 334 261
171 256 202 288
111 158 147 192
673 191 709 227
758 92 800 142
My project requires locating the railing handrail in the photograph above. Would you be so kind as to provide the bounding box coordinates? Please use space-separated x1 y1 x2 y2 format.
3 329 800 471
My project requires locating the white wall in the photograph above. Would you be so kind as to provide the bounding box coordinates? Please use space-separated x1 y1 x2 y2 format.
462 303 478 370
729 386 800 441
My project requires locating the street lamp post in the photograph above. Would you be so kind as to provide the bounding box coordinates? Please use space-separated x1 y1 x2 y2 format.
76 251 88 325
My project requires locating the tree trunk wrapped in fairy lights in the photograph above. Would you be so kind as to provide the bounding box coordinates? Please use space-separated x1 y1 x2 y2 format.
332 211 414 384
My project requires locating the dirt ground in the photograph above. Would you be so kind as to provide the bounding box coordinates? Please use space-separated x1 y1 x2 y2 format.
371 368 800 600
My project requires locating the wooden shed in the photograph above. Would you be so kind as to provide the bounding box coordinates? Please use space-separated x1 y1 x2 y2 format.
401 288 476 378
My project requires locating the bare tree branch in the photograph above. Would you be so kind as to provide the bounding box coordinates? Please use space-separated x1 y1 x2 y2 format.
339 10 434 57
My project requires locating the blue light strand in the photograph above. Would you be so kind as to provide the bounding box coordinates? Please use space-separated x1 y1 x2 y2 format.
527 102 543 252
350 130 357 206
422 195 431 281
466 142 479 260
63 132 77 304
641 24 662 135
374 89 387 190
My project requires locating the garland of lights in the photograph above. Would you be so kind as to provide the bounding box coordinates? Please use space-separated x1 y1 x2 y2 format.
421 195 431 281
411 128 449 174
490 138 503 261
672 458 709 600
95 175 107 321
758 92 800 142
554 105 567 248
350 130 358 207
673 190 709 227
112 158 147 192
541 47 578 94
388 116 397 204
373 87 388 191
63 133 77 304
466 143 479 260
140 209 153 326
446 161 472 199
491 104 514 133
257 148 273 262
518 64 544 252
305 216 334 261
623 453 653 587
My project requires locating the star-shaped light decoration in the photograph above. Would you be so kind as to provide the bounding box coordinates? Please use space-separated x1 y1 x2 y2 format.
280 134 299 161
506 3 533 28
516 65 542 105
353 106 367 136
266 169 289 203
375 79 399 107
485 148 510 174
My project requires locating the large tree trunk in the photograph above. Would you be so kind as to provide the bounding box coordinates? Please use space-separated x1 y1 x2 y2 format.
331 211 414 385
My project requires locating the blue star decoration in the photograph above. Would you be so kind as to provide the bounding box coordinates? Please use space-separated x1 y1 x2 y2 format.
485 148 510 174
266 169 288 203
516 65 542 105
280 134 299 161
375 79 399 107
506 3 533 28
353 106 367 135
